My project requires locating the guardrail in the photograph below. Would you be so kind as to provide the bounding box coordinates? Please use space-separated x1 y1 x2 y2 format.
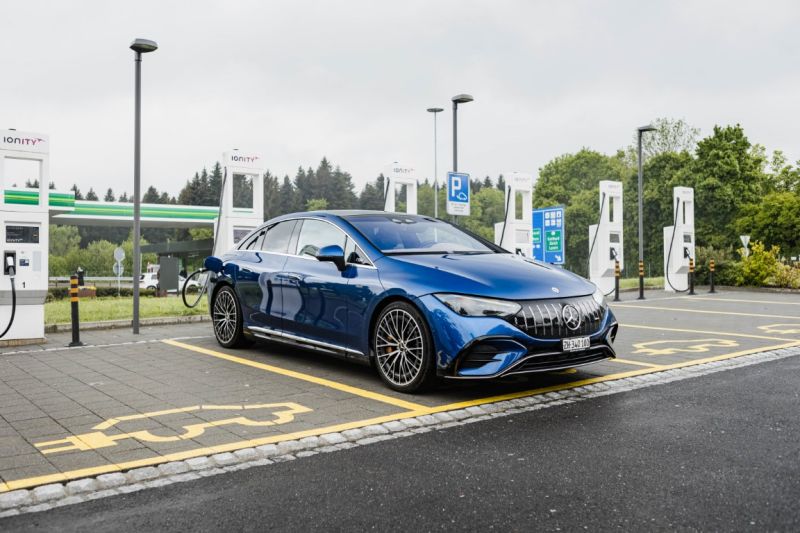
50 276 135 288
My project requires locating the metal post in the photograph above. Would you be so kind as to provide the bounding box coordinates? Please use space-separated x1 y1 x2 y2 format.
637 130 644 300
689 258 695 295
613 260 621 302
433 112 439 219
452 100 458 173
709 259 716 293
132 50 142 334
68 275 83 347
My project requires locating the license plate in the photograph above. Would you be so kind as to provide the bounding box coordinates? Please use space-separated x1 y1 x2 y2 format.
562 336 590 352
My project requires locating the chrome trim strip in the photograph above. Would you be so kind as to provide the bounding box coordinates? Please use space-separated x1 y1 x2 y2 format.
447 346 614 380
247 325 364 356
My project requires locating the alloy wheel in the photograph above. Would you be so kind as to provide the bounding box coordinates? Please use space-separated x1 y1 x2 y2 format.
375 308 425 387
213 288 238 345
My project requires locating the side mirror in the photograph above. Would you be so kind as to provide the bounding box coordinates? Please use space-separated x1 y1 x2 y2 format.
204 256 224 274
317 244 346 271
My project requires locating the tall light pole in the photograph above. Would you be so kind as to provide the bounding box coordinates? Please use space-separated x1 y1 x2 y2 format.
130 38 158 334
636 123 656 300
451 94 473 173
427 107 443 218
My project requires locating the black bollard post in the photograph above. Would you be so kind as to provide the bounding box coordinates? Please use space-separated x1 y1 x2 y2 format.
68 275 84 347
613 260 621 302
689 258 695 296
637 260 645 300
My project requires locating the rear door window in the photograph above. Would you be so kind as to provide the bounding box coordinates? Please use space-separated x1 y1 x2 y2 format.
262 220 296 253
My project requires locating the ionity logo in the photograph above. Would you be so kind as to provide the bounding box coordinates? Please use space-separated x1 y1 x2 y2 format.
2 135 45 147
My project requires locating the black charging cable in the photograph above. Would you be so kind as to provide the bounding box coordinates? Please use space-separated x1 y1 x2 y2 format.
0 260 17 339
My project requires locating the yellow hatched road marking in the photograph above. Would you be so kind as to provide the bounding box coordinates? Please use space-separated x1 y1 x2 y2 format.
619 323 797 342
162 339 426 412
613 303 800 321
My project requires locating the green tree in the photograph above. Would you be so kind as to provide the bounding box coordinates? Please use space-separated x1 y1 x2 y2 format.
85 188 98 201
306 198 328 211
104 188 115 202
735 191 800 258
49 225 81 256
627 117 700 161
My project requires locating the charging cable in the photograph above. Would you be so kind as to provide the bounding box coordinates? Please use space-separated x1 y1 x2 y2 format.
587 192 616 296
0 256 17 339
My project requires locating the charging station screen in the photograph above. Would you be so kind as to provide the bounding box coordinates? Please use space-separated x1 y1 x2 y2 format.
5 225 39 243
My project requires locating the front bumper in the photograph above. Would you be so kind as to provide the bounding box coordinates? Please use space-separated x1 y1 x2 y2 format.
415 294 618 379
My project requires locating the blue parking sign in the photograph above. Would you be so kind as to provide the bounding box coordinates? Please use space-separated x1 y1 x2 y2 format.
446 172 470 216
532 206 565 264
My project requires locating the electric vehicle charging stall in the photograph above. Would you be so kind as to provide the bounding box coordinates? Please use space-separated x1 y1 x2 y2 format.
0 129 49 344
212 151 265 256
383 162 418 214
494 172 534 257
588 180 624 294
663 186 695 292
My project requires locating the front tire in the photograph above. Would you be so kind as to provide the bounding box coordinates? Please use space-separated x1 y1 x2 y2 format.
212 285 250 348
373 301 436 392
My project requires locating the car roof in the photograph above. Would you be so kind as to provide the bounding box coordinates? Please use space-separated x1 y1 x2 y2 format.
267 210 430 223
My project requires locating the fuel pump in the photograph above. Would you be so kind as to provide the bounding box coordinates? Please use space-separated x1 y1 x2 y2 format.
588 180 624 294
494 172 534 257
663 186 695 292
212 150 265 256
383 162 418 214
0 129 49 344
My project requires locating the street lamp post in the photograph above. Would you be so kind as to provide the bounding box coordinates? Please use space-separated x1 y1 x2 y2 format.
130 38 158 334
636 124 656 300
451 94 473 173
427 107 443 218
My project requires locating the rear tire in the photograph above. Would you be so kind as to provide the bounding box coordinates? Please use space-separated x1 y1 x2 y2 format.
212 285 250 348
372 301 437 392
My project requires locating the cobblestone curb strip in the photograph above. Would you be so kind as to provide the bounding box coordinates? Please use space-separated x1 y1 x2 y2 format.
1 345 798 518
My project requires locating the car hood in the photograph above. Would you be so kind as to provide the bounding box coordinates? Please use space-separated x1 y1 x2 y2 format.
378 252 596 300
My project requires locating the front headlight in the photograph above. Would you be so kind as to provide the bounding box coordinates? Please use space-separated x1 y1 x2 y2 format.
592 286 607 307
435 294 521 318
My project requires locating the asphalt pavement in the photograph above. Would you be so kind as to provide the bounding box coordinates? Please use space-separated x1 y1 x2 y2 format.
5 350 799 532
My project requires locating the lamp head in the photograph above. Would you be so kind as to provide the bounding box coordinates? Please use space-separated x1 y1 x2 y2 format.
427 107 444 113
451 94 474 104
130 38 158 54
637 124 656 133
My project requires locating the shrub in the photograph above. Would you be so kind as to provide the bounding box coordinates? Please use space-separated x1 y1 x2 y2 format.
769 262 800 289
694 245 739 285
736 241 781 286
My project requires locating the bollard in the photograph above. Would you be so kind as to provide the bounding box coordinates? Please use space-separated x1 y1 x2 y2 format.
68 275 84 347
689 258 695 295
637 260 645 300
709 259 716 293
613 260 621 302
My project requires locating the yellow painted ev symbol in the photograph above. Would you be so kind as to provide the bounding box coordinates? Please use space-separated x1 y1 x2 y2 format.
632 338 739 356
35 403 311 455
758 323 800 335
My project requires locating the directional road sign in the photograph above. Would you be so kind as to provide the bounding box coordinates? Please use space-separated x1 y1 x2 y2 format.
532 206 565 264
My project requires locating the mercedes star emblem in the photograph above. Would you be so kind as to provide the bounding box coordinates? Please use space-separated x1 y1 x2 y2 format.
561 304 582 331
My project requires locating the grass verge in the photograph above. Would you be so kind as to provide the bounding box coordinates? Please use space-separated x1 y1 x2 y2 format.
45 295 208 325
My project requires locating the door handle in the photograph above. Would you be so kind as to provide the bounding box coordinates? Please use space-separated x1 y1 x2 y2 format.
286 273 302 282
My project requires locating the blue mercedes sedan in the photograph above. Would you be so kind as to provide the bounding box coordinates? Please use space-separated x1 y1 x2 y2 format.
203 211 618 392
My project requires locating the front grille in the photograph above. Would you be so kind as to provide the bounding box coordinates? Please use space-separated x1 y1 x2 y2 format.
509 295 604 339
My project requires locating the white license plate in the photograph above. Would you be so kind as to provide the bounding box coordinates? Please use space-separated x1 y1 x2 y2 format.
562 336 590 352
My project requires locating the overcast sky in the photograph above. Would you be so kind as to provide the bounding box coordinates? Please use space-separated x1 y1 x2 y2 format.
2 0 799 198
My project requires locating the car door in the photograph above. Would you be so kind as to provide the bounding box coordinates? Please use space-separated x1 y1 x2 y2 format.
234 220 296 331
280 219 351 347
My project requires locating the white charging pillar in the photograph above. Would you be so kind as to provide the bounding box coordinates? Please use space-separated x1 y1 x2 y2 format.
383 162 418 214
588 180 624 293
0 130 50 344
494 172 534 257
663 186 695 292
213 151 265 256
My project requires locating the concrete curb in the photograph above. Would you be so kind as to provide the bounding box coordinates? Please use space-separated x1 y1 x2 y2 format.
44 314 210 334
1 345 798 518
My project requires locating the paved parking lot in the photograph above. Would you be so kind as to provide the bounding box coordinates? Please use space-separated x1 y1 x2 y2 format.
1 289 798 494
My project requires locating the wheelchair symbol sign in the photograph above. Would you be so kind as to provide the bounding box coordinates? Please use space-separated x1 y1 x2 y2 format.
446 172 471 216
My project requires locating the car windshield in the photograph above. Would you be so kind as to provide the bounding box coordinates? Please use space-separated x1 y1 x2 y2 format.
346 214 495 255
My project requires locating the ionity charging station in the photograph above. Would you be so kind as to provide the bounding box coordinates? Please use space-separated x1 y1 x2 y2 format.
588 180 624 294
0 129 49 344
494 172 534 257
663 186 695 292
383 162 418 215
213 150 265 255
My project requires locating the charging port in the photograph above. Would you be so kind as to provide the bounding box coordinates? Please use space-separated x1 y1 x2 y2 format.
4 252 16 276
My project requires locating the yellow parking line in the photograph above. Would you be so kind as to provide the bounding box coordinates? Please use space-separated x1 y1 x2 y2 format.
612 358 665 368
620 323 797 342
680 296 800 306
613 304 800 321
163 339 426 412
